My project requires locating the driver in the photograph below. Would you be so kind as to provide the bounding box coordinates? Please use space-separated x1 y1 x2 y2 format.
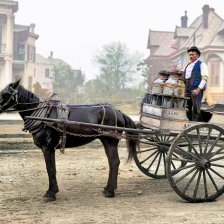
183 46 208 121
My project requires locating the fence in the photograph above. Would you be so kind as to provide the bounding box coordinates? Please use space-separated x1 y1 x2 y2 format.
60 95 143 115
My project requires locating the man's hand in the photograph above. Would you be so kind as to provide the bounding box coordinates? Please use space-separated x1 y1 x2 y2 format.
192 87 201 96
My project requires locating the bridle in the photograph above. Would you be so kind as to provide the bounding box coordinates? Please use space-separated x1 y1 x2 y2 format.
0 86 43 113
0 86 20 112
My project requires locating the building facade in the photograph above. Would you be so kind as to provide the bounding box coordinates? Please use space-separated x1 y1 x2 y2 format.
0 0 18 89
0 0 71 95
0 0 40 90
146 4 224 103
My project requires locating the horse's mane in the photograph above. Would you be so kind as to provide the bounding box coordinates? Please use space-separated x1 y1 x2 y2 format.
18 85 40 104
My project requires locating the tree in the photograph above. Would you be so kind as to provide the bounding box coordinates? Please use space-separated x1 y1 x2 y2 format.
137 61 149 86
53 63 85 101
94 41 141 95
33 82 51 99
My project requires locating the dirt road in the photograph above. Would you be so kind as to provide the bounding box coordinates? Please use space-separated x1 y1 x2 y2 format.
1 121 224 223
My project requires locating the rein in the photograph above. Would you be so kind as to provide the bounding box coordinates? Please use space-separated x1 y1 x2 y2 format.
0 85 54 113
3 104 47 113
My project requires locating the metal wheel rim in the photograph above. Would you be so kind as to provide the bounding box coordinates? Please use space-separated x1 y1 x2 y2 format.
166 124 224 202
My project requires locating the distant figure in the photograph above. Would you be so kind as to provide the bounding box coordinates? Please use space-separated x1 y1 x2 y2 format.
183 46 208 121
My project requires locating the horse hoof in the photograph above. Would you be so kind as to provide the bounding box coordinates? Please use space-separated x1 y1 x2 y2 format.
43 192 56 202
43 189 58 198
43 196 56 202
104 191 115 198
102 187 108 194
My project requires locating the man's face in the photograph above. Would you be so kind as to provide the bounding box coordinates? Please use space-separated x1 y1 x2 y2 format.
188 51 198 62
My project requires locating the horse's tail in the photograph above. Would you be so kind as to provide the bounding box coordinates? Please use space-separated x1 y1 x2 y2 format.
122 113 139 162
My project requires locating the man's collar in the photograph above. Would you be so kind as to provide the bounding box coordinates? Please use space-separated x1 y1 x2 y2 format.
189 59 199 64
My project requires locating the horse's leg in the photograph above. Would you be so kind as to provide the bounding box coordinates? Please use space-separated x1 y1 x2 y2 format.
42 147 59 202
101 138 120 198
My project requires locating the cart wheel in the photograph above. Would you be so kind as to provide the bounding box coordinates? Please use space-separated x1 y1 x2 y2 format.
167 124 224 202
133 132 175 179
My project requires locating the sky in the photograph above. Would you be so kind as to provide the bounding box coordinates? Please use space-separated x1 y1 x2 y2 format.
16 0 224 80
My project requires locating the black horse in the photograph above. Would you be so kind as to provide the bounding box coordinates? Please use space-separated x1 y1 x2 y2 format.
0 80 138 201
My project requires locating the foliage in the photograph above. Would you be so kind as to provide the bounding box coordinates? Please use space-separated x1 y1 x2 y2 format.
137 61 149 85
93 41 142 96
53 63 85 102
33 82 51 99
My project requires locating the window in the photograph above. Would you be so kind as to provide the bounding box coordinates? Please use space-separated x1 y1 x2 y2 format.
208 56 221 87
27 45 36 62
45 68 50 78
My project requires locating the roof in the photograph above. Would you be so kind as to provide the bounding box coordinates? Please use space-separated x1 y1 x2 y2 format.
35 53 69 66
0 0 18 12
14 24 30 32
182 9 224 49
147 30 176 56
174 26 195 38
183 10 224 48
147 5 224 58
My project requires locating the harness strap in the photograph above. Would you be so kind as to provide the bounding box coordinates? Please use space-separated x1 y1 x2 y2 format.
60 119 67 154
110 106 118 127
100 106 106 125
58 104 69 153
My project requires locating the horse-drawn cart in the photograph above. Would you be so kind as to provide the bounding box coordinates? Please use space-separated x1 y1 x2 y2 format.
1 80 224 203
25 92 224 203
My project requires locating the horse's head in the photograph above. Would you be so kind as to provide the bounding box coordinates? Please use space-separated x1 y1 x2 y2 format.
0 80 20 113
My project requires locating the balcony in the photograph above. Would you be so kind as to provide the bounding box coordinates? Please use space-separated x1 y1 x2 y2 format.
13 53 25 61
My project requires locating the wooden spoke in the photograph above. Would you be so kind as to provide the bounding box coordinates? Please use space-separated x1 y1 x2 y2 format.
206 169 219 191
196 128 202 154
171 163 196 176
172 157 195 163
176 145 198 160
183 133 200 157
134 134 174 179
210 145 224 158
193 170 202 198
136 147 158 154
146 152 160 171
207 132 223 154
163 152 167 176
208 167 224 180
139 150 158 165
182 169 199 194
154 153 162 175
204 128 212 153
210 163 224 168
139 140 154 145
210 155 224 163
175 167 197 183
202 170 208 198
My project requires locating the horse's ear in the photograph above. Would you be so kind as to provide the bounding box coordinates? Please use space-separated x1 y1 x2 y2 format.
10 79 21 89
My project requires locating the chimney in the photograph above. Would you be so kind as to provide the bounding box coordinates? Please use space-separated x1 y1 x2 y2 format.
48 51 53 59
30 23 35 33
181 11 188 27
202 4 209 29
